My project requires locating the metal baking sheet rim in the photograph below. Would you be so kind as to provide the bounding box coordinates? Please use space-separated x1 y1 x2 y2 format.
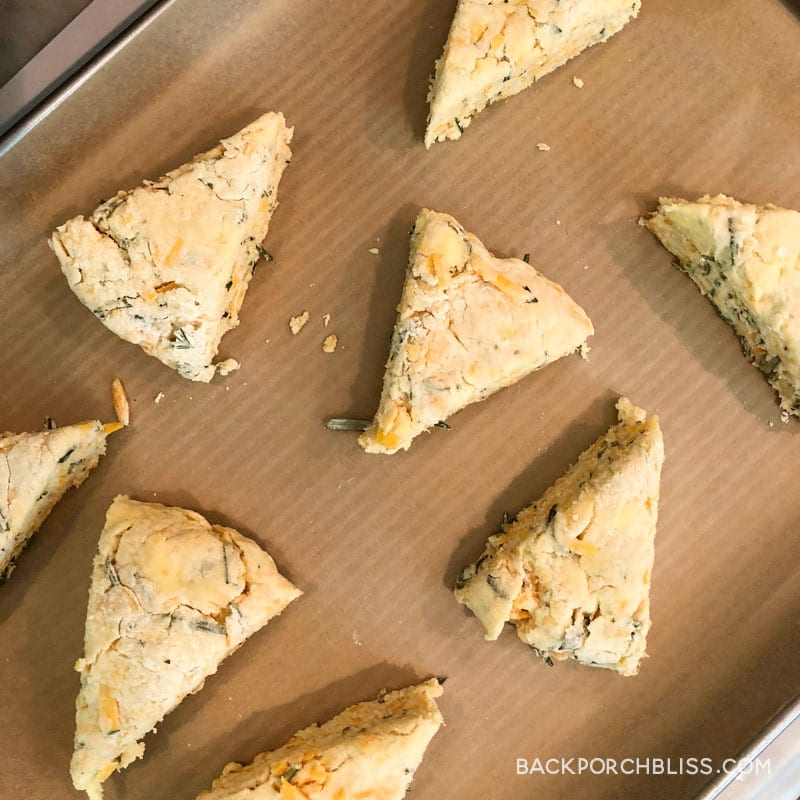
0 0 176 159
0 3 796 796
693 694 799 799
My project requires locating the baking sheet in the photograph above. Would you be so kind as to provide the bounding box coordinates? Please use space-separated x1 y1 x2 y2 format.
0 0 94 87
1 1 799 799
0 0 163 140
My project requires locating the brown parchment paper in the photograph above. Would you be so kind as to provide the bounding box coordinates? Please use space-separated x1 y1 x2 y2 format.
1 1 799 798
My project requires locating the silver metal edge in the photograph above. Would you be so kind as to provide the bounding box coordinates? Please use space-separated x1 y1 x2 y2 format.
692 694 800 799
0 0 162 136
0 0 177 159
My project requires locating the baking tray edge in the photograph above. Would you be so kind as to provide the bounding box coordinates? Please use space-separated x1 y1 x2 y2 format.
0 0 176 159
692 694 799 799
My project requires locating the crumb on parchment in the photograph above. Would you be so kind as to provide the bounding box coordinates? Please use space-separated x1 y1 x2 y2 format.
289 311 310 335
573 76 584 88
154 391 164 404
536 142 550 151
217 358 240 376
323 334 338 353
111 378 130 426
323 313 331 327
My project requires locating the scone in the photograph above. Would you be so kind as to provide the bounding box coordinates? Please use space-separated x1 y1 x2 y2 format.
197 679 444 799
0 420 120 580
50 112 293 382
71 496 302 799
643 194 800 418
455 398 663 676
359 208 593 454
426 0 641 146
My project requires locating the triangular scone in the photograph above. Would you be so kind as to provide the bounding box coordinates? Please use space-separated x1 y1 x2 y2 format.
50 112 293 382
71 496 302 800
425 0 641 147
196 679 444 800
359 208 593 454
455 398 663 676
0 420 120 580
643 194 800 418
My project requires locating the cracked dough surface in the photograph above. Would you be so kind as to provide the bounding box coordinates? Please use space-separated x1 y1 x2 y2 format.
50 112 293 382
426 0 641 146
71 496 302 799
455 398 663 676
197 679 444 800
643 193 800 417
0 421 118 580
359 208 593 454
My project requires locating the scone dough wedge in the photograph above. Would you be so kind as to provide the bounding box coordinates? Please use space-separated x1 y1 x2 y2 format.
196 679 444 800
0 420 120 580
455 398 663 676
359 208 593 454
50 112 293 382
643 194 800 418
425 0 641 146
71 496 302 800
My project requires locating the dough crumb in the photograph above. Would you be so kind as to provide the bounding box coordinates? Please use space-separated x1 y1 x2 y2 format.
217 358 240 377
368 247 380 255
573 76 584 88
323 334 338 353
289 311 310 334
154 391 164 404
111 378 130 426
780 410 790 424
322 313 331 327
536 142 551 151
